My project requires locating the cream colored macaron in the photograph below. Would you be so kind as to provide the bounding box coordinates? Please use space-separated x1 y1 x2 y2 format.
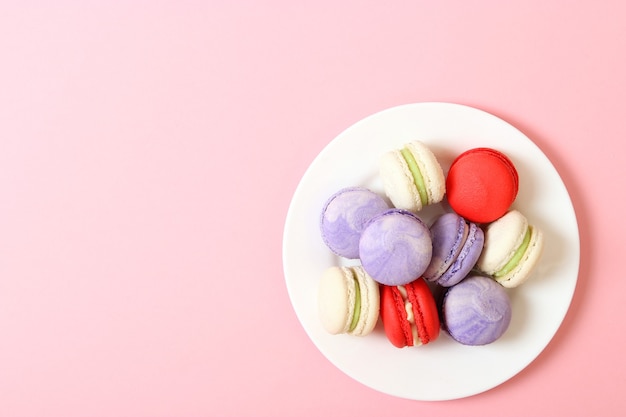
476 210 544 288
318 266 380 336
379 140 446 212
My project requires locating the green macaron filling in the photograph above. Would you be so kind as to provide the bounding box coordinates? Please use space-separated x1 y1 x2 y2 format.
400 147 428 206
495 227 532 278
349 273 361 332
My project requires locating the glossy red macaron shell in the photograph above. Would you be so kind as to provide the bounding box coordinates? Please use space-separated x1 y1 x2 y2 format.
445 148 519 224
380 278 440 348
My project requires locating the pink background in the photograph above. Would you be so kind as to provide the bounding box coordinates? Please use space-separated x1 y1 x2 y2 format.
0 1 622 416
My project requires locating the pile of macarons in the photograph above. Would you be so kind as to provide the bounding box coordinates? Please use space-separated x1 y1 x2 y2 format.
318 140 544 347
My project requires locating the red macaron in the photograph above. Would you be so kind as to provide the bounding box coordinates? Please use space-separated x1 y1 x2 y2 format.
445 148 519 224
379 278 440 348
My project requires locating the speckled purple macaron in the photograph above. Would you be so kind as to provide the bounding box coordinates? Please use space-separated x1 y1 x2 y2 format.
441 275 512 345
423 212 484 287
320 187 390 259
359 209 432 286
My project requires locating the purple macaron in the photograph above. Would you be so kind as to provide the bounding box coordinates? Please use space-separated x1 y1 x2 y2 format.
441 275 512 345
359 209 432 286
423 212 484 287
320 187 390 259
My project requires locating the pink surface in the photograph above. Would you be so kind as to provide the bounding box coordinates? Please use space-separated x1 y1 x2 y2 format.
0 1 622 416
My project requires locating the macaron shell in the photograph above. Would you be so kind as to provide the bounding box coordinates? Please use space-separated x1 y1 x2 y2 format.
350 266 380 335
442 275 512 346
446 148 519 223
317 266 356 335
436 222 484 287
405 278 440 344
496 226 544 288
405 140 445 206
380 284 414 348
476 210 529 275
423 212 467 281
320 187 390 259
359 209 433 286
379 150 423 211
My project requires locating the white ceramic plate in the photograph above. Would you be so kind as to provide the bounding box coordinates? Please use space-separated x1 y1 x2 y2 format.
282 102 579 401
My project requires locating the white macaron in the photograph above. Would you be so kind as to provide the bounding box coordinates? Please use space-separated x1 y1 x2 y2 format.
317 265 380 336
476 210 544 288
379 140 446 212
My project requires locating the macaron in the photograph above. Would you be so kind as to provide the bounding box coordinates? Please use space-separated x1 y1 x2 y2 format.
476 210 544 288
380 278 440 348
441 275 512 346
320 187 390 259
446 147 519 223
318 266 380 336
359 209 432 286
379 140 446 212
423 212 484 287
